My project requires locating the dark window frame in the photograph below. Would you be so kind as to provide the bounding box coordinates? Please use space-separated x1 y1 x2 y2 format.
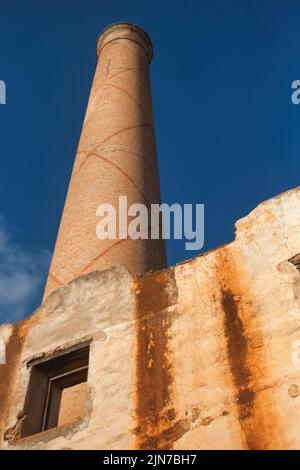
21 341 90 438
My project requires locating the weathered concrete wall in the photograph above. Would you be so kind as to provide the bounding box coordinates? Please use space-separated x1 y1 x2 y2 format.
0 266 136 449
1 187 300 449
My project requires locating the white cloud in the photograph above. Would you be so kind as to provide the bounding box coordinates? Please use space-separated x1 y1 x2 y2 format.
0 215 51 323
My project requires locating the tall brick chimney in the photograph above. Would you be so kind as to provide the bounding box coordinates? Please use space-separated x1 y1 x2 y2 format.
44 23 167 299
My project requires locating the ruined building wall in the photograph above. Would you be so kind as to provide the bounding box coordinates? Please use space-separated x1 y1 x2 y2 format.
1 187 300 449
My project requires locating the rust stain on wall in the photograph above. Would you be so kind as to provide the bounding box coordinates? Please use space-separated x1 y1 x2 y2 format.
0 323 26 443
133 269 179 449
221 289 255 423
214 247 283 450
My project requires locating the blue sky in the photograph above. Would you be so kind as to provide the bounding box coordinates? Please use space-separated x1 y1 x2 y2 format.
0 0 300 322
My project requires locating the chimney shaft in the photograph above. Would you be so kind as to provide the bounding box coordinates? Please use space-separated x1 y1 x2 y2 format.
44 23 167 299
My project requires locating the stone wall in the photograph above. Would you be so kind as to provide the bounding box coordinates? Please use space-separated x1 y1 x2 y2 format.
1 187 300 449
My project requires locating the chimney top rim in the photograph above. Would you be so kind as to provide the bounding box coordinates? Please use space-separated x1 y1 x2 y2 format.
96 22 153 63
